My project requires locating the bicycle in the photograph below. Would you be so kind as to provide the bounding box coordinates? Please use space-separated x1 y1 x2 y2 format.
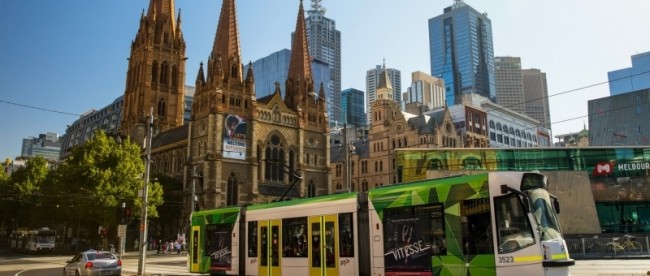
605 235 643 255
585 236 607 256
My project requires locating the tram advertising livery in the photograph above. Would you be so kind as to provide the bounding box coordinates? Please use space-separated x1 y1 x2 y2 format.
189 171 574 276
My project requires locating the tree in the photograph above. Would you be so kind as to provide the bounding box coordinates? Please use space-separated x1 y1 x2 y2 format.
55 131 163 245
4 156 50 227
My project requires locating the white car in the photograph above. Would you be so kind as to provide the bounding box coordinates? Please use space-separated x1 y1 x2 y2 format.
63 249 122 276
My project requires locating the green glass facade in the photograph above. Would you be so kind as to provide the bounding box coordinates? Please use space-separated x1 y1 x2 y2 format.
396 147 650 233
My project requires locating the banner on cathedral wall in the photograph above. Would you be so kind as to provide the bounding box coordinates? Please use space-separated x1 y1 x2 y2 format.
223 114 247 160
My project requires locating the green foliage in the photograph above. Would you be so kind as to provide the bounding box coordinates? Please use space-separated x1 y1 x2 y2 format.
8 156 49 202
55 130 163 227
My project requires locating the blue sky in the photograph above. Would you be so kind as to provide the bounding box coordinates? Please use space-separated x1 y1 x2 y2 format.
1 0 649 160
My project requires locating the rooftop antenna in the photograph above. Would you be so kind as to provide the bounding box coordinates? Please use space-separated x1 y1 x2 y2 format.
308 0 326 21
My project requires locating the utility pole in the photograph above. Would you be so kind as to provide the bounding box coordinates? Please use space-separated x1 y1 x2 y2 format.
137 108 153 275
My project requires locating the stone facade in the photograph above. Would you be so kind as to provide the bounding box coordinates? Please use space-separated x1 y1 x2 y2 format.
122 0 330 226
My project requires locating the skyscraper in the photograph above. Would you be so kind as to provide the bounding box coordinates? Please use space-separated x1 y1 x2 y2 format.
21 132 61 162
428 0 496 106
522 69 551 130
366 63 401 123
494 56 526 115
402 71 445 115
341 88 366 128
305 0 341 122
247 49 330 104
608 51 650 96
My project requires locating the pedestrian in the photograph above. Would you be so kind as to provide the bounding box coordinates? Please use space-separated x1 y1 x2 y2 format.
175 240 181 254
157 239 162 254
134 239 139 251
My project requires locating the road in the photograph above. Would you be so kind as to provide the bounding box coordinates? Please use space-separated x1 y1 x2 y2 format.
0 249 648 276
0 249 196 276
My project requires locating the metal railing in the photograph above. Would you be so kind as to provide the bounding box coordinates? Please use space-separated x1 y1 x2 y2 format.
565 235 650 258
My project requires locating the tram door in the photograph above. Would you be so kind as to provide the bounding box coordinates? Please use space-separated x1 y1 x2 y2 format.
309 215 339 276
258 220 281 276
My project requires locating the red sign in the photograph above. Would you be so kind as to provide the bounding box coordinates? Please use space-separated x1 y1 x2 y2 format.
593 162 613 176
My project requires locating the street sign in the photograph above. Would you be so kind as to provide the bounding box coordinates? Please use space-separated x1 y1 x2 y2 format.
118 224 127 237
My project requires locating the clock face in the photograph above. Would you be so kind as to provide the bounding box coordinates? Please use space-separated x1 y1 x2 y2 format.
307 137 319 148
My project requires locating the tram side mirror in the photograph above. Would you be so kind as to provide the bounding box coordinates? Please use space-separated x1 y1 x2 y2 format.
500 184 508 195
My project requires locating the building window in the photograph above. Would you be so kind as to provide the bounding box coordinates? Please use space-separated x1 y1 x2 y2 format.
264 135 285 182
308 181 316 198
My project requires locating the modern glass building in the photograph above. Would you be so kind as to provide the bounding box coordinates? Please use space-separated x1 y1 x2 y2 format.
20 132 61 162
396 147 650 234
428 0 496 106
247 49 332 118
341 88 366 128
366 64 401 124
305 0 341 123
608 51 650 96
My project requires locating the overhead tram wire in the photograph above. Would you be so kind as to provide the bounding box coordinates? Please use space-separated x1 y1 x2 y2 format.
0 99 81 117
450 69 650 132
1 69 649 130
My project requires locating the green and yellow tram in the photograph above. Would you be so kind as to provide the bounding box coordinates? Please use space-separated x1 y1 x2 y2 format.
189 171 574 275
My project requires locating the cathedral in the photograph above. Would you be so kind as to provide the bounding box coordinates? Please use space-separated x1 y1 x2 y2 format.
119 0 331 227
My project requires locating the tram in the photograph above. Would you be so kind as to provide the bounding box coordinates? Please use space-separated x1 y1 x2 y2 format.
10 227 56 253
189 171 574 276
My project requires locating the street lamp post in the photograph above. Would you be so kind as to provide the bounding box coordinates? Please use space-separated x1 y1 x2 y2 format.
137 108 153 275
309 92 351 192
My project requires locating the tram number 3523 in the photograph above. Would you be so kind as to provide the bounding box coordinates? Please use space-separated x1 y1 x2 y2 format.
498 256 514 263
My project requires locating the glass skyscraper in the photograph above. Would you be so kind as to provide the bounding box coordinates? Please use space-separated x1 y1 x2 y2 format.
608 51 650 96
341 88 366 128
247 49 332 113
428 0 496 106
305 0 341 122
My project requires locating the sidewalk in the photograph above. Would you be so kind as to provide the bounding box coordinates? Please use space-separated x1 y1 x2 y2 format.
120 250 208 276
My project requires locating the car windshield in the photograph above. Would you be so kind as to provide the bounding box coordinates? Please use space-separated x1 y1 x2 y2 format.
527 188 562 241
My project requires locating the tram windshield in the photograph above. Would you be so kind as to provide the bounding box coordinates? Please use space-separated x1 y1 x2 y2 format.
528 189 562 241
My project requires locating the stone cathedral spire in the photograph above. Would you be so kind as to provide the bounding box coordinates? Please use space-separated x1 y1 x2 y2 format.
120 0 186 146
285 0 314 111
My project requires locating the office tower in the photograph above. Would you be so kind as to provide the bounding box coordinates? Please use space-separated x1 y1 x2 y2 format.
402 71 445 115
522 69 551 130
589 88 650 146
21 132 61 162
119 0 186 146
429 0 496 106
366 63 401 123
341 88 366 128
608 51 650 96
305 0 341 122
495 56 526 114
247 49 331 117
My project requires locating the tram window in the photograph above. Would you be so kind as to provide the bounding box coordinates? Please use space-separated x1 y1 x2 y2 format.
261 226 268 266
204 224 233 269
494 194 535 254
248 221 257 257
414 204 446 255
325 221 336 268
282 217 308 257
461 198 493 255
339 213 354 257
384 204 445 259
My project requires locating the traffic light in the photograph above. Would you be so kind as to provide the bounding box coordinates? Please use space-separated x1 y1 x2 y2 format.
117 205 131 224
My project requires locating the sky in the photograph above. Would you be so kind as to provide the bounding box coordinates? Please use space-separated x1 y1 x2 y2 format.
1 0 649 160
